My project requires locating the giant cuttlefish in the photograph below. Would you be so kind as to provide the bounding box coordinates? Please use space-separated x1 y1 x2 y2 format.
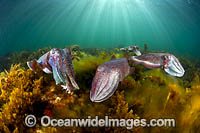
27 48 79 93
90 46 185 102
90 57 135 102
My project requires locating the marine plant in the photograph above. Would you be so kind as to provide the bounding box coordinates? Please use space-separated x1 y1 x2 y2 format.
0 47 200 132
142 43 148 54
73 56 110 90
0 65 51 132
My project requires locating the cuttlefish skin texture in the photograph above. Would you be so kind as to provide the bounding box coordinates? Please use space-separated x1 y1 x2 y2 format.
91 52 185 102
129 53 185 77
90 58 132 102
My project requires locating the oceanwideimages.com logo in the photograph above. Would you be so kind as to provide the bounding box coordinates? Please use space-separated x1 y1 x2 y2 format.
25 115 175 129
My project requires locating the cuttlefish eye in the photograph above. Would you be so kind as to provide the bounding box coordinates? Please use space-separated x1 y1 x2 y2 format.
50 48 58 54
134 46 139 50
165 55 171 60
97 65 105 72
133 46 141 56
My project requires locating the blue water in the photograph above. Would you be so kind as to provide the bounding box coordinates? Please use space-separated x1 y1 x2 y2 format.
0 0 200 57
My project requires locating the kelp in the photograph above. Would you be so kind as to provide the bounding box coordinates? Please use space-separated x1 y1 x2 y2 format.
0 47 200 132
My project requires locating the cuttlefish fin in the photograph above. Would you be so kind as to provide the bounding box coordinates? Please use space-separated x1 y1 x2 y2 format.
27 59 42 73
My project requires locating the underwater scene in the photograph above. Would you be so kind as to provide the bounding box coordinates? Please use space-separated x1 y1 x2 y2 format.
0 0 200 132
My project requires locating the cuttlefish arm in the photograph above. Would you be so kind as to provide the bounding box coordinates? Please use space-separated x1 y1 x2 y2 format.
162 54 185 77
129 53 185 77
48 48 79 92
61 48 80 90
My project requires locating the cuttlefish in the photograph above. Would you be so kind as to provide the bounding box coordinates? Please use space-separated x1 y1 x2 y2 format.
27 48 79 93
90 57 134 102
90 46 185 102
